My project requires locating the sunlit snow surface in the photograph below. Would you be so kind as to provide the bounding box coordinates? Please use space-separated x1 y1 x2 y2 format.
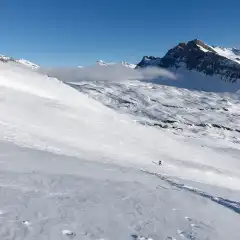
69 80 240 144
212 46 240 64
0 62 240 240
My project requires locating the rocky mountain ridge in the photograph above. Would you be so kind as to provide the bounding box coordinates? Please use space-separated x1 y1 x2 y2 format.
136 39 240 83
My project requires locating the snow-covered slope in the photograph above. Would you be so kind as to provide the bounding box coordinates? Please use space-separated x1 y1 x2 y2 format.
136 39 240 92
212 46 240 64
17 58 40 69
69 80 240 145
1 61 239 189
0 62 240 239
0 54 39 69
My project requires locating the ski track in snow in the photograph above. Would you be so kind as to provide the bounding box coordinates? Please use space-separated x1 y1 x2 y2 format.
0 143 240 240
0 62 240 239
141 169 240 214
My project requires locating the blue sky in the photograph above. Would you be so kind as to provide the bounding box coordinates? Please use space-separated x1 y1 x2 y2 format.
1 0 239 66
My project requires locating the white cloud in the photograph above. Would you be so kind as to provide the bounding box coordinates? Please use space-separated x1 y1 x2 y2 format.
40 64 176 83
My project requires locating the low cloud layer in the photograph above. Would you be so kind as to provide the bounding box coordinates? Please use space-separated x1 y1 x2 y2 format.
40 64 176 83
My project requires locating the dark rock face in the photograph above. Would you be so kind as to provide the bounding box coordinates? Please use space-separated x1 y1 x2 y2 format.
232 48 240 56
136 39 240 83
0 56 15 63
136 56 161 68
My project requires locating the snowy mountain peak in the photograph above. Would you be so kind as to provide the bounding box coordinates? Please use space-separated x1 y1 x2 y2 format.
120 61 137 69
137 39 240 83
187 39 217 53
97 60 136 68
97 60 115 66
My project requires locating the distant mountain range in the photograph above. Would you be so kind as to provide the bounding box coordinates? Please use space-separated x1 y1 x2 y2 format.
96 60 136 69
1 39 240 92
